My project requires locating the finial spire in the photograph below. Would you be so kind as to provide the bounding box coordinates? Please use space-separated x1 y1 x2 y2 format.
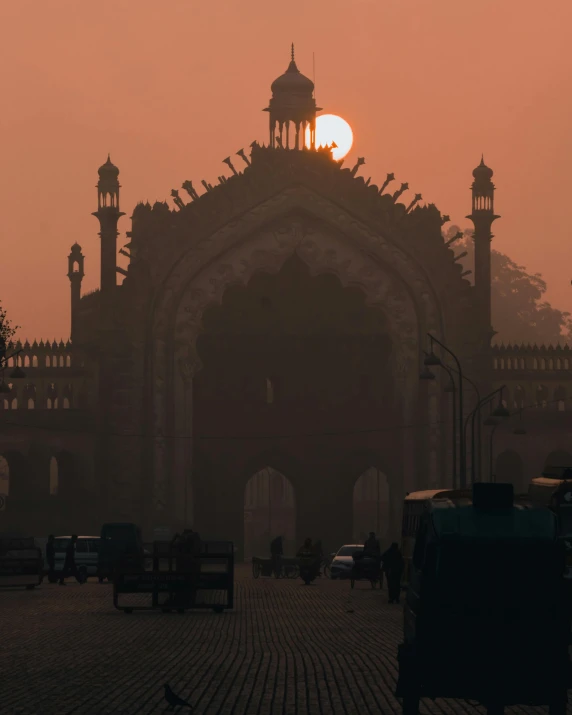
480 153 485 165
291 43 295 62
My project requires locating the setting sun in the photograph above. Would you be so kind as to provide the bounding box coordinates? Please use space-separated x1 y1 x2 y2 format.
305 114 353 161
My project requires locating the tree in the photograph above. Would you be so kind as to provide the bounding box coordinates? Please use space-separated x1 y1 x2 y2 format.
444 226 572 345
0 302 18 364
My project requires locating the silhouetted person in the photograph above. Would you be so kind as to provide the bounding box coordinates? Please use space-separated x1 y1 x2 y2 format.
297 537 313 556
59 534 80 585
164 683 193 710
382 542 404 603
270 535 283 577
46 534 55 582
364 532 381 559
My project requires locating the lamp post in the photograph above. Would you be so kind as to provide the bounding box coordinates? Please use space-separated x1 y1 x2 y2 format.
423 334 467 488
487 408 526 482
464 386 509 483
421 353 457 488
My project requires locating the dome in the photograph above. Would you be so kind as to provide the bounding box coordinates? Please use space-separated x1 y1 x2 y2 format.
472 156 493 180
98 154 119 179
270 46 314 96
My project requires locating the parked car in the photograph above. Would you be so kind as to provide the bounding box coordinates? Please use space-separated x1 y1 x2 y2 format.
329 544 364 579
48 536 100 583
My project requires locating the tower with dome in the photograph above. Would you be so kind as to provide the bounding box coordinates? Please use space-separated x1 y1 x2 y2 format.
0 51 571 553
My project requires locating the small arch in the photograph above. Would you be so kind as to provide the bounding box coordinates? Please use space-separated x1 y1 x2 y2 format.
536 384 549 407
47 398 52 410
540 358 546 370
500 358 505 370
243 466 296 560
520 358 525 369
27 398 35 409
23 355 30 367
555 386 567 411
2 399 8 410
32 355 38 367
45 356 50 368
59 356 64 367
52 356 57 367
549 359 554 370
265 377 274 405
353 467 390 546
53 397 59 409
506 358 512 370
63 397 70 409
565 359 570 370
493 358 498 369
49 456 59 496
557 358 562 370
66 356 71 368
10 398 17 410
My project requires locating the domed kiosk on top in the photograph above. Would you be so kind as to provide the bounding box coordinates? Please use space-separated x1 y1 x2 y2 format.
98 154 120 179
265 44 321 150
472 156 494 182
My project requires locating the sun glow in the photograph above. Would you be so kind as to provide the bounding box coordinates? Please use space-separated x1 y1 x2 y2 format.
305 114 353 161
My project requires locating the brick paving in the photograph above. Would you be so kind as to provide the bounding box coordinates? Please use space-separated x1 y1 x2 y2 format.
0 565 568 715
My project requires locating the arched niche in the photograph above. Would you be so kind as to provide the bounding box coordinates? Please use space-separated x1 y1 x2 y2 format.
352 467 390 547
243 466 296 560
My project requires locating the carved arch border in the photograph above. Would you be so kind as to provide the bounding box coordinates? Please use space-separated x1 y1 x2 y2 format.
150 194 448 514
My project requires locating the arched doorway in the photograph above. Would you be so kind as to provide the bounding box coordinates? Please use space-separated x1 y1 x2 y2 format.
243 467 296 560
49 456 59 496
352 467 390 546
494 450 525 493
543 451 572 478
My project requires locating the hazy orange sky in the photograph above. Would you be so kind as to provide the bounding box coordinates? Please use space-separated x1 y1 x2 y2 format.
1 0 571 341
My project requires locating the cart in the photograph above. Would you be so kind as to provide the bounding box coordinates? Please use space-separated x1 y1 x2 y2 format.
113 539 234 614
350 553 381 589
252 556 299 579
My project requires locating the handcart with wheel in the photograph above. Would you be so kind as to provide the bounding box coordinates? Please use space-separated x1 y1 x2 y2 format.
113 539 234 614
350 551 381 589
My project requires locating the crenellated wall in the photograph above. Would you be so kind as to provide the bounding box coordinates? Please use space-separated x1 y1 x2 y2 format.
0 340 93 411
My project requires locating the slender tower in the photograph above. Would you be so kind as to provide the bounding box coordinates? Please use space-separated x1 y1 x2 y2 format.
67 243 84 340
92 156 124 308
467 157 499 346
264 44 321 150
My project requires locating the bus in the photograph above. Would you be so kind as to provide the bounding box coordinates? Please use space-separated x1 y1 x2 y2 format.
528 468 572 580
401 489 471 585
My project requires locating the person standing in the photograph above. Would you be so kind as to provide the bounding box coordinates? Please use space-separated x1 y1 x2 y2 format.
59 535 81 585
270 535 284 577
381 542 404 604
46 535 55 583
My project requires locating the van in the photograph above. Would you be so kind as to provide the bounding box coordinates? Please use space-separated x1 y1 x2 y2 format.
48 536 100 582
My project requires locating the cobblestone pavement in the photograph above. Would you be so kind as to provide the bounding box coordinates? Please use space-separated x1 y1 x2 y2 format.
0 565 569 715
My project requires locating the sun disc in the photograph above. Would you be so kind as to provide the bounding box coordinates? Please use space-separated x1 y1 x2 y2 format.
305 114 353 160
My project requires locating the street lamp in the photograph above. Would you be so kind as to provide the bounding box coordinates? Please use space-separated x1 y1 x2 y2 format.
425 334 467 489
422 351 458 488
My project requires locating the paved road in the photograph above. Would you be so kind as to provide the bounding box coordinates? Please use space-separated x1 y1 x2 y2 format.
0 565 568 714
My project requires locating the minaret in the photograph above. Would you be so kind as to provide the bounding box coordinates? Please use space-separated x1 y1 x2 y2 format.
92 155 125 302
467 157 499 345
264 44 321 150
67 243 84 339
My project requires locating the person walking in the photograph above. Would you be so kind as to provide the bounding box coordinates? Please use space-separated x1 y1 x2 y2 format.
46 534 56 583
381 542 404 604
58 535 81 585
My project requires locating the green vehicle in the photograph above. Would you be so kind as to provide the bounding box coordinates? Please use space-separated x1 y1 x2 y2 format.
396 483 570 715
97 523 146 583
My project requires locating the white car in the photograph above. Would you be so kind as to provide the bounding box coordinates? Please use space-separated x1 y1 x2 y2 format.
329 544 363 579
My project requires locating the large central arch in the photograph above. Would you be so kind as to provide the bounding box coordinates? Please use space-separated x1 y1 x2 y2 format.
149 193 448 530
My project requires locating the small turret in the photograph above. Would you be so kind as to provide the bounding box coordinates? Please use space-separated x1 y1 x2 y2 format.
67 243 84 340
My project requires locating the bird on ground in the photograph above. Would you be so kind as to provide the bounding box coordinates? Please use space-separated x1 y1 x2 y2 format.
164 683 193 710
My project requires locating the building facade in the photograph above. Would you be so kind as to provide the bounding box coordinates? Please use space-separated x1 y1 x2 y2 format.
1 53 571 551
